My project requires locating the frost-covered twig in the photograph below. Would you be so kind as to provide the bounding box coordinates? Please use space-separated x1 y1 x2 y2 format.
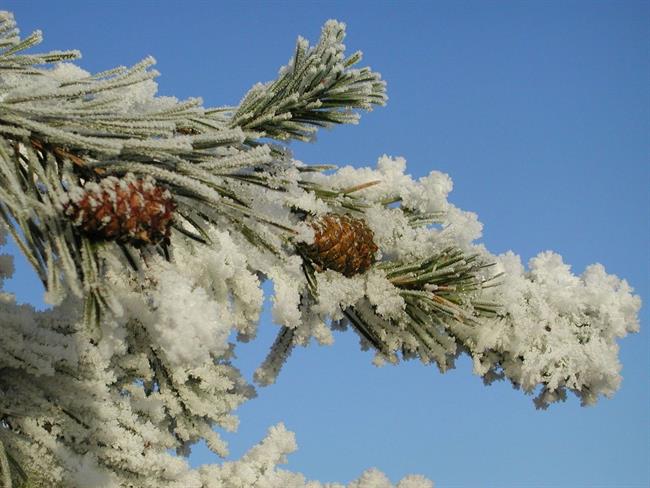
228 20 386 142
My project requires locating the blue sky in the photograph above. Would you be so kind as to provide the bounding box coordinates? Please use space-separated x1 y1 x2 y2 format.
2 1 649 486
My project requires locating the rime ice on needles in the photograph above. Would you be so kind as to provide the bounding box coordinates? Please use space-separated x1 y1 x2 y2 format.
230 20 387 142
198 424 433 488
0 8 641 488
475 251 641 408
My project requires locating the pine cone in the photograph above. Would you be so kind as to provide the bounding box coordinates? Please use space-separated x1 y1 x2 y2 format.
64 173 176 246
303 213 378 277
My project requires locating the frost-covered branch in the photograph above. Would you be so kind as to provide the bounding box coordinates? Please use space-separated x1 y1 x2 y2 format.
275 156 640 408
199 423 432 488
228 20 386 142
0 9 641 488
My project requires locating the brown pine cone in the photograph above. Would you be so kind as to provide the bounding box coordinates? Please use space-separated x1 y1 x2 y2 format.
303 213 378 277
64 173 176 246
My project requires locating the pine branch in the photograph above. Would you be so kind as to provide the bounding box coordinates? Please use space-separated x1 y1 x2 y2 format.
289 208 501 371
0 12 391 330
347 248 501 369
227 20 386 142
253 326 296 386
0 14 309 313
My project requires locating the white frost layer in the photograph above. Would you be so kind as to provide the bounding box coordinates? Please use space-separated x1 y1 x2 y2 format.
199 423 433 488
473 250 640 407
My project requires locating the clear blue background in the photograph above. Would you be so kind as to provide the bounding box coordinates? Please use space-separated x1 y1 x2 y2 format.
2 2 648 487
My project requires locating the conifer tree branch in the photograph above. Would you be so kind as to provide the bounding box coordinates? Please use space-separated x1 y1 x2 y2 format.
227 20 387 142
